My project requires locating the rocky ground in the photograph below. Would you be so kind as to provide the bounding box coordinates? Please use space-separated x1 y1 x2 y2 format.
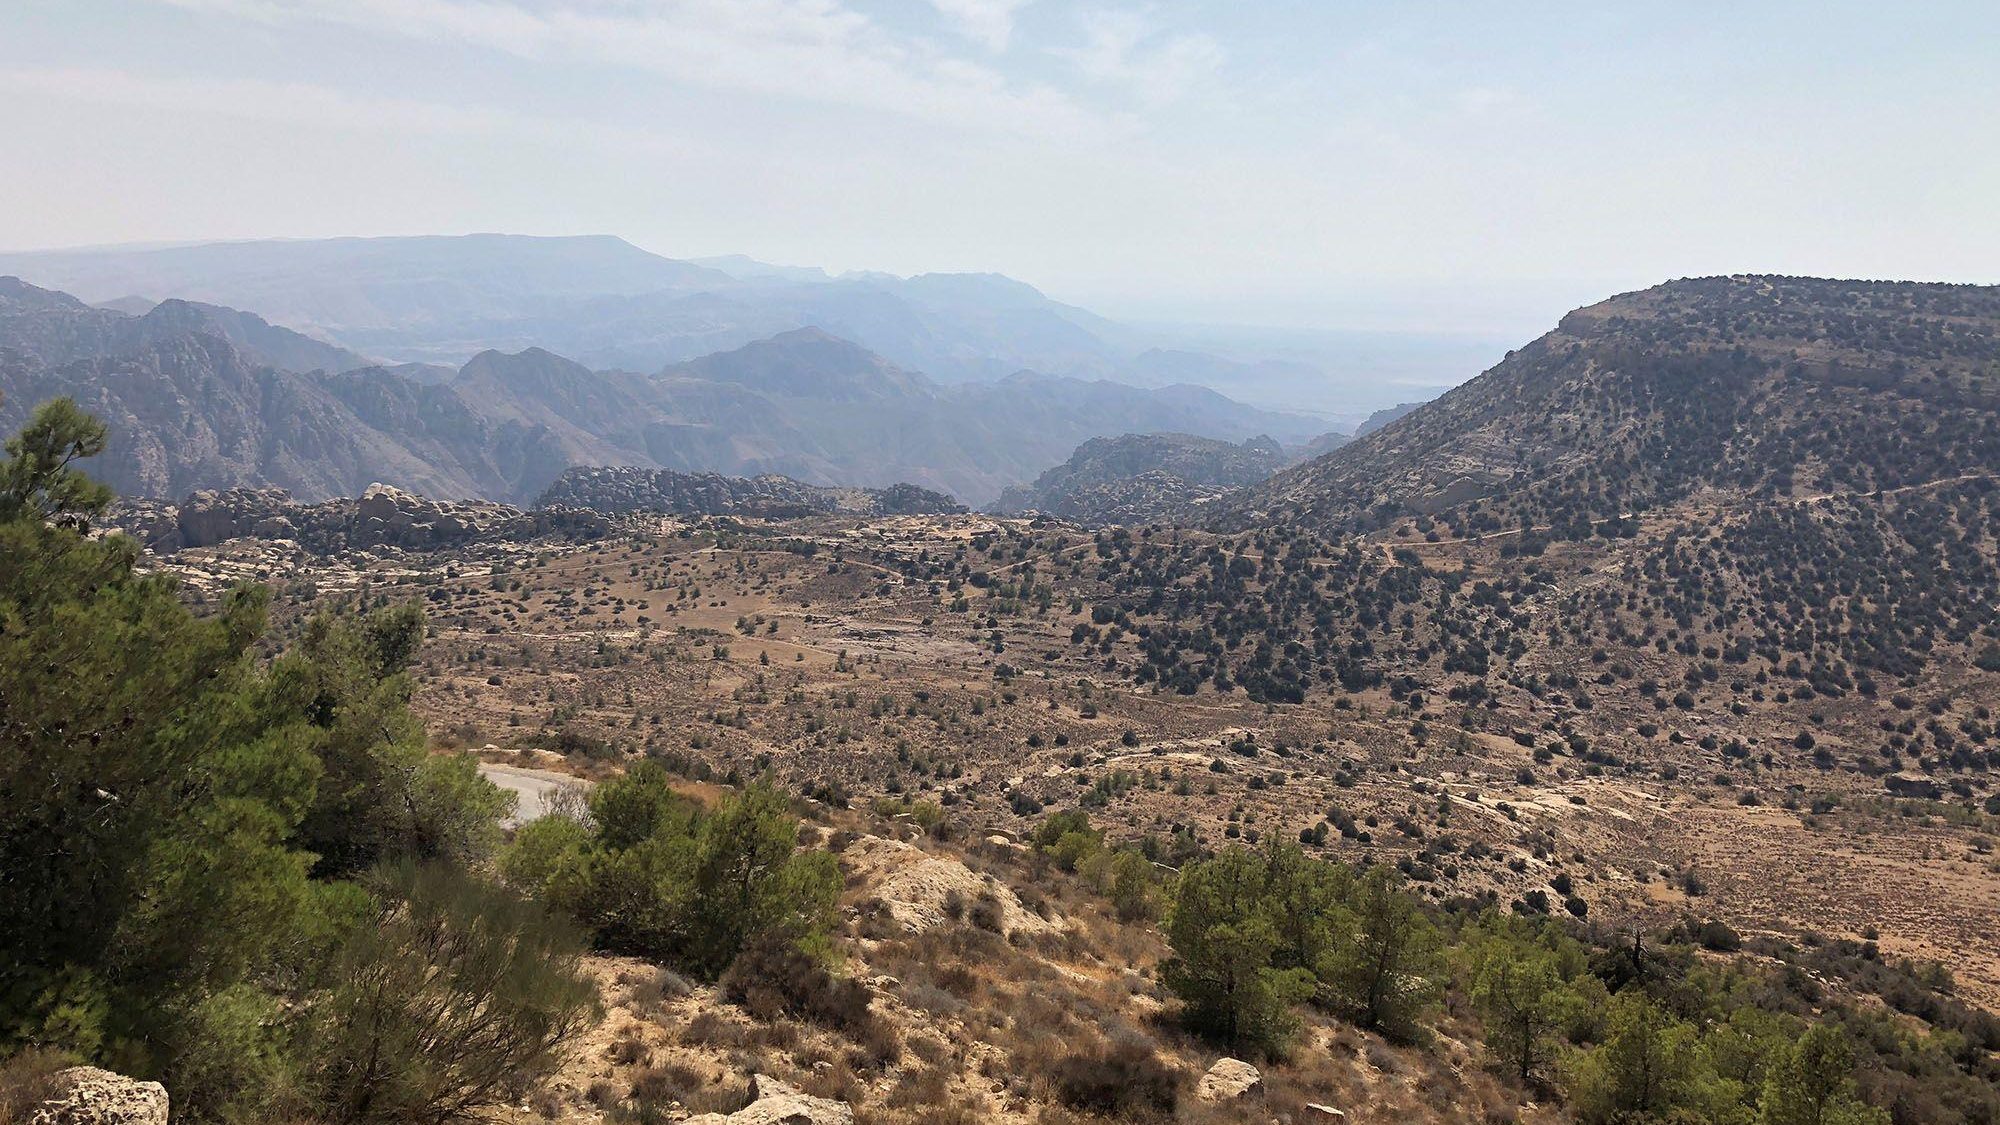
137 506 2000 1019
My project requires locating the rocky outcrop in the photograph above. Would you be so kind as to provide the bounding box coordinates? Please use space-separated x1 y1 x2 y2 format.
992 432 1289 526
113 483 609 554
842 834 1060 938
684 1075 852 1125
24 1066 168 1125
1194 1057 1262 1102
534 466 962 520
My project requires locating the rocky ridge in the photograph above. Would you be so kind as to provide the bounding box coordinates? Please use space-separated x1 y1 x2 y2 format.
535 466 963 519
114 483 609 555
992 432 1292 525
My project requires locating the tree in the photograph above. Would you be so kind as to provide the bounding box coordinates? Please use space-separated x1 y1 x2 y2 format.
534 770 840 977
0 397 112 529
1259 840 1352 983
0 409 312 1072
1478 946 1583 1090
688 780 840 973
0 403 552 1120
1563 991 1717 1124
500 815 591 896
1321 865 1442 1039
1161 848 1313 1054
1756 1024 1888 1125
1108 850 1161 922
275 605 511 878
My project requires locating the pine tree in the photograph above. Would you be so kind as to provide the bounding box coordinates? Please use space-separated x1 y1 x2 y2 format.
1469 941 1574 1088
1161 847 1313 1054
1321 865 1442 1038
1756 1024 1889 1125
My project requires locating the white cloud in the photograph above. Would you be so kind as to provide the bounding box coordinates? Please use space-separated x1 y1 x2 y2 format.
1457 85 1523 117
153 0 1106 138
924 0 1030 51
1054 9 1222 107
0 65 691 154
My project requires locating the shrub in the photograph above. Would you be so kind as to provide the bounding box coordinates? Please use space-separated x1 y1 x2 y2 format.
1051 1038 1180 1117
301 863 600 1125
719 933 878 1040
541 769 841 977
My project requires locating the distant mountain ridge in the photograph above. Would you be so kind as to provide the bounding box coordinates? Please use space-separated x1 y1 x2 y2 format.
0 234 1127 380
0 235 1489 417
0 277 1316 506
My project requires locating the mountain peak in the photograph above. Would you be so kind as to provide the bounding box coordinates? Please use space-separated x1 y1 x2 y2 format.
0 275 90 314
671 328 934 401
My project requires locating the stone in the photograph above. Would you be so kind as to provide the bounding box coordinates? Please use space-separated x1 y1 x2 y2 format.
1304 1104 1348 1121
250 515 297 539
26 1066 169 1125
1194 1057 1263 1101
681 1075 853 1125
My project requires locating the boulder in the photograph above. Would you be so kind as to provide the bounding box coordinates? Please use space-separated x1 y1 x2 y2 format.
682 1075 853 1125
1194 1057 1262 1102
174 490 240 547
1304 1104 1349 1121
250 515 298 540
25 1066 168 1125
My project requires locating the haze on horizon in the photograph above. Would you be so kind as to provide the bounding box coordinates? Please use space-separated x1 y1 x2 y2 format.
3 0 1998 339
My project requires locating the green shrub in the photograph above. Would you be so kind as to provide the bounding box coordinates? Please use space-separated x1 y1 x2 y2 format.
532 766 840 977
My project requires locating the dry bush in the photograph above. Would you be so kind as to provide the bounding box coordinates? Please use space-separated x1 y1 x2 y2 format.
720 934 878 1041
1049 1037 1181 1119
680 1009 750 1049
608 1028 651 1067
0 1050 73 1125
883 1066 954 1110
967 892 1005 933
800 1059 867 1106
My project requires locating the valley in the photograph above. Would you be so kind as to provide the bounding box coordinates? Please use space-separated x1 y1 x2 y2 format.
11 268 2000 1125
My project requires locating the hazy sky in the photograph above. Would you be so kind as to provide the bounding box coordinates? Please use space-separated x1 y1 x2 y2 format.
3 1 1997 335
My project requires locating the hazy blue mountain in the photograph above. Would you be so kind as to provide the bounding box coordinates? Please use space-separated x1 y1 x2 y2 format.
0 235 1476 416
0 277 1318 506
1355 400 1429 436
0 235 1125 381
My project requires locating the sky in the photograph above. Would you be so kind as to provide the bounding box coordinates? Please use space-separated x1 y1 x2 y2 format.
2 1 1998 338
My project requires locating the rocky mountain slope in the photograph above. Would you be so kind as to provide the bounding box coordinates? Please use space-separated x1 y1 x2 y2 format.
1227 275 2000 533
0 278 1313 506
992 432 1293 524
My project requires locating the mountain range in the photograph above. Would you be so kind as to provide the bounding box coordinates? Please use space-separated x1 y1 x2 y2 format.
0 234 1476 416
0 276 1319 506
0 234 1148 383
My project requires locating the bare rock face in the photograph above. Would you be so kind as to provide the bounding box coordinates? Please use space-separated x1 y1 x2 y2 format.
683 1074 853 1125
25 1066 168 1125
1194 1057 1263 1102
178 487 295 547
